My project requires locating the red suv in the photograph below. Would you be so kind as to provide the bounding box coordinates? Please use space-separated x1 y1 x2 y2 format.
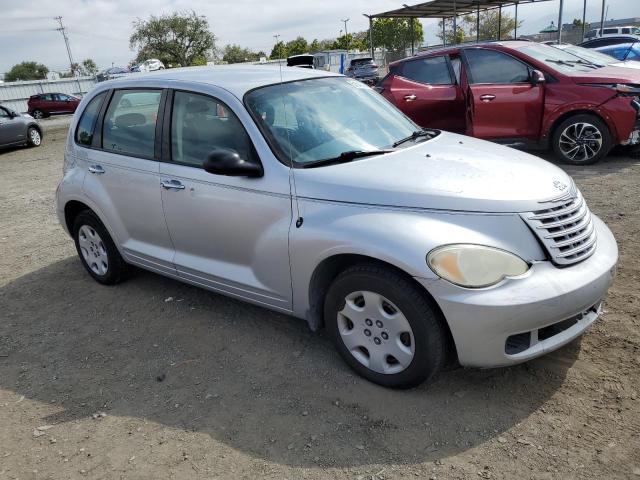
379 41 640 164
27 93 81 119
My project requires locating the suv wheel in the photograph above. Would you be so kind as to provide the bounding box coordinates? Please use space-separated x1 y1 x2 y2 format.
552 114 612 165
72 211 130 285
324 264 447 389
31 109 45 119
27 127 41 147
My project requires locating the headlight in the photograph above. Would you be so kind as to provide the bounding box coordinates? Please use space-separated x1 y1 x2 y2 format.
427 244 529 288
615 84 640 95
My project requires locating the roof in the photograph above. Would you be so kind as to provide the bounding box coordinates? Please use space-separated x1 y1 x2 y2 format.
371 0 552 19
389 40 533 64
101 64 342 98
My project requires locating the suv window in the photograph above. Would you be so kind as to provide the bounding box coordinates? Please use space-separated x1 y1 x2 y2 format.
603 28 618 34
622 28 630 34
41 94 53 101
465 49 530 84
75 92 107 146
103 89 162 158
400 56 452 85
171 91 255 168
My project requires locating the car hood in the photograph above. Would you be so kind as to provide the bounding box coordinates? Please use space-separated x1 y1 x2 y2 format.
294 132 574 213
610 60 640 70
567 64 640 83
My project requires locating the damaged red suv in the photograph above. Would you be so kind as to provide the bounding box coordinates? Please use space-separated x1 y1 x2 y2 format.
379 41 640 164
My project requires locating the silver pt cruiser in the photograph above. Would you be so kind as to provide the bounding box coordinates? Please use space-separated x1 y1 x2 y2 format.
56 66 618 388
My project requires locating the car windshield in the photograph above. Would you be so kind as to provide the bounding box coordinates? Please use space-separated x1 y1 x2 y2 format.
555 44 616 66
245 77 423 165
517 43 597 73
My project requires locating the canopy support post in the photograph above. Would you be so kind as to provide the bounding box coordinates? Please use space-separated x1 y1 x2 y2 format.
514 2 519 38
558 0 565 43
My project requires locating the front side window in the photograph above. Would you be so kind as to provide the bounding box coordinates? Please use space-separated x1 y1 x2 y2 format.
465 49 530 84
102 89 162 157
171 91 255 168
400 56 452 85
75 91 107 146
0 107 10 118
245 77 420 165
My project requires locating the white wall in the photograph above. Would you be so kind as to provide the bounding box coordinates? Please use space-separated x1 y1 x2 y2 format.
0 76 96 112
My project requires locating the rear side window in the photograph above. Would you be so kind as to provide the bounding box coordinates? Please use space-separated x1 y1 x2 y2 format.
170 91 255 168
465 49 530 84
75 92 107 146
400 56 452 85
622 28 630 34
603 28 618 34
102 89 162 158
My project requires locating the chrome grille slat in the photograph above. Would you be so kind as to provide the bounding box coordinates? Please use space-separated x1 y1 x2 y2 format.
521 188 597 266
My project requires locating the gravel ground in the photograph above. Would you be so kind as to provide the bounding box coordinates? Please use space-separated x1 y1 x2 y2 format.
0 121 639 480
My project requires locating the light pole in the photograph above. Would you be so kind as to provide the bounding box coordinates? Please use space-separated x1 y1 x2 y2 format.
341 18 350 51
273 34 281 59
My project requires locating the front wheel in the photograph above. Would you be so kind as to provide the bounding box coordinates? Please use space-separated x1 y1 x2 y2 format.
324 264 447 389
27 127 41 147
552 114 612 165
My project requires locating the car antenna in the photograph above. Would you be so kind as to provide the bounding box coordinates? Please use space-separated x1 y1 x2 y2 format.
275 34 303 228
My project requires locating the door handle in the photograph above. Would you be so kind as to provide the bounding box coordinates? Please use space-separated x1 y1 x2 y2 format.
480 94 496 102
404 94 417 102
88 164 105 174
161 179 185 190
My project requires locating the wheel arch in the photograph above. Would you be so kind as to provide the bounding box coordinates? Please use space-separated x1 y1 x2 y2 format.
307 253 459 366
64 200 92 234
548 109 614 146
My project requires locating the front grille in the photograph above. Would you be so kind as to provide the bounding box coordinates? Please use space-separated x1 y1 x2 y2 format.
522 188 597 266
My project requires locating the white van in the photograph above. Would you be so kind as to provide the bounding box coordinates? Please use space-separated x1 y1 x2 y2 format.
584 25 640 41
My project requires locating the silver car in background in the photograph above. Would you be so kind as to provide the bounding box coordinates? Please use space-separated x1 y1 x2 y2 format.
0 105 42 149
56 66 617 388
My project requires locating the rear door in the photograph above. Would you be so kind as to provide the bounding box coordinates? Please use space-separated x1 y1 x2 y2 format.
79 88 176 274
382 55 466 132
462 48 545 140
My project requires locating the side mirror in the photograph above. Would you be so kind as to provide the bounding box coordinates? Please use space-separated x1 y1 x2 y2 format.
531 69 546 85
203 148 263 178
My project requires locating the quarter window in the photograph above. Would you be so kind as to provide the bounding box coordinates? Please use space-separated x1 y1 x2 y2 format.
400 56 452 85
102 89 162 157
170 91 255 168
75 91 107 146
465 49 530 84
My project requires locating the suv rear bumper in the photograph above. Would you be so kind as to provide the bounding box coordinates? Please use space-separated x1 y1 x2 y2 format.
416 214 618 367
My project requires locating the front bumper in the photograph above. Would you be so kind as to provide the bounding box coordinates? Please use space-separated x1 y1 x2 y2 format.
416 215 618 368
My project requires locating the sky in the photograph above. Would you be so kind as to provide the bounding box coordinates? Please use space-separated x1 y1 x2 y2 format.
0 0 638 74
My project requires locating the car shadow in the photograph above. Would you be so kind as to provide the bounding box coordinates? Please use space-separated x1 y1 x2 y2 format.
0 257 580 468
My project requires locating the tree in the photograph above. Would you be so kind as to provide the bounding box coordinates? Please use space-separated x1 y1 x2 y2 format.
462 10 522 41
80 58 98 75
331 33 367 51
285 36 308 56
129 11 216 67
309 39 321 53
4 61 48 82
436 18 466 44
270 41 287 59
222 44 259 64
572 18 584 29
371 18 424 53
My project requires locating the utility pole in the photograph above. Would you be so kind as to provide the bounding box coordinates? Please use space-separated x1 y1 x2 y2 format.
273 34 281 60
341 18 350 51
55 16 82 94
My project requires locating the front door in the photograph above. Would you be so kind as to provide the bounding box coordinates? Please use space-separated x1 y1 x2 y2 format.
0 107 24 146
462 48 545 140
382 55 466 133
159 89 293 311
80 88 176 274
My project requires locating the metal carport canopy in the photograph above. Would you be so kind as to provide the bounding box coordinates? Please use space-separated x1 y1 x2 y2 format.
370 0 553 19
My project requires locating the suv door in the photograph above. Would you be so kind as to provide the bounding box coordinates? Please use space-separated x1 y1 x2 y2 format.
79 88 176 275
159 89 292 311
381 55 466 132
462 48 545 140
0 107 25 146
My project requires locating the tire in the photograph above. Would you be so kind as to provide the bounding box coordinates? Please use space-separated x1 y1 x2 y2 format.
27 127 41 147
72 210 130 285
31 109 45 119
552 114 612 165
324 263 447 389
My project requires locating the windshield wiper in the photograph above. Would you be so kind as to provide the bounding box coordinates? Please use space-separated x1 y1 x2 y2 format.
545 58 580 67
301 149 393 168
392 129 436 147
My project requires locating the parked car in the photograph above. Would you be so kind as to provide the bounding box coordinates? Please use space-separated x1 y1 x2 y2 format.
378 41 640 164
579 34 640 49
97 66 131 82
583 26 640 41
132 59 165 72
346 57 379 84
594 42 640 63
56 66 618 388
27 93 81 119
0 104 42 149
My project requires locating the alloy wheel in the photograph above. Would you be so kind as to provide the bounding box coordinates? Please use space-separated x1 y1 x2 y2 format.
77 225 109 276
337 291 415 374
558 122 603 163
32 110 44 119
29 129 41 146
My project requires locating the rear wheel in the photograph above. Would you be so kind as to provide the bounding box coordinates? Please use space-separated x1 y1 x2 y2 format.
72 211 129 285
31 109 45 119
27 127 41 147
552 114 612 165
324 264 447 389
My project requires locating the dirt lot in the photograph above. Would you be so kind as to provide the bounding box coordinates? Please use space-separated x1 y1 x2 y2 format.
1 121 639 480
